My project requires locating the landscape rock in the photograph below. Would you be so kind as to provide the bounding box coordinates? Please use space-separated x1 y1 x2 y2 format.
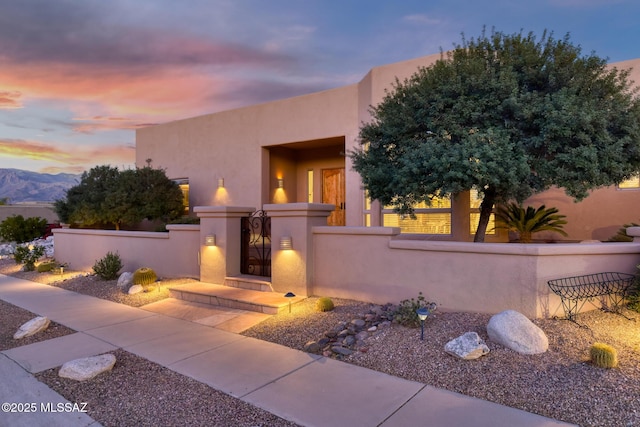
117 272 133 291
331 346 353 356
13 316 50 339
444 332 490 360
128 284 144 295
304 303 395 359
303 341 320 353
487 310 548 354
59 354 116 381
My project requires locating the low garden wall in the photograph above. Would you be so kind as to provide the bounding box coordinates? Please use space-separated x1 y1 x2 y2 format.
50 215 640 319
52 225 200 279
0 204 58 224
311 227 640 318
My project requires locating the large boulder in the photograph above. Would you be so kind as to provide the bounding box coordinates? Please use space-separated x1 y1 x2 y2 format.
59 354 116 381
117 272 133 291
444 332 490 360
13 316 50 339
487 310 548 355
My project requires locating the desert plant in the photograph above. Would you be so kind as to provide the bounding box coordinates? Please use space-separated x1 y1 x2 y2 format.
36 260 57 273
495 203 568 243
607 223 640 242
392 292 437 328
315 297 335 312
628 266 640 313
0 215 48 243
133 267 157 290
590 343 618 368
13 244 46 271
93 252 123 280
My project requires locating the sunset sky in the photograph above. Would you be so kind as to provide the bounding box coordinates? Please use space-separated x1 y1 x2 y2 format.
1 0 639 174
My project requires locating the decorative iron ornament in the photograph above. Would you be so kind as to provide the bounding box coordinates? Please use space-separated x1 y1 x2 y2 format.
547 272 635 322
241 210 271 277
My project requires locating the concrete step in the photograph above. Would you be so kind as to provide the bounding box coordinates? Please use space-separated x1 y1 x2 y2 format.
139 298 272 333
223 275 273 292
167 282 305 314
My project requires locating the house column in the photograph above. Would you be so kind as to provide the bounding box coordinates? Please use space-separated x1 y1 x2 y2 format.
194 206 256 284
264 203 334 297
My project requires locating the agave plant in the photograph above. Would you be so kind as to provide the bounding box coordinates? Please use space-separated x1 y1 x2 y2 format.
495 202 568 243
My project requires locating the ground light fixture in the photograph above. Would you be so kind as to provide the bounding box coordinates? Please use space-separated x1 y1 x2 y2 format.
205 234 216 246
284 291 296 313
416 307 430 340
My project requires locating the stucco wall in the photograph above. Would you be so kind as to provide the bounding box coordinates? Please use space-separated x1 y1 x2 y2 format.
0 205 58 224
525 186 640 242
311 226 640 318
136 84 359 211
52 225 200 278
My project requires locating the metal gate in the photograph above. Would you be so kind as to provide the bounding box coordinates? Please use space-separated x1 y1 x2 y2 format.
240 210 271 277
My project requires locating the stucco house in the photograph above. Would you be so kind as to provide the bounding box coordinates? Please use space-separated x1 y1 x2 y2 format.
54 52 640 319
136 52 640 243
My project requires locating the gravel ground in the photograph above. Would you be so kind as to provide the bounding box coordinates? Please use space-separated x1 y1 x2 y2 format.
0 299 76 351
243 298 640 427
2 257 640 426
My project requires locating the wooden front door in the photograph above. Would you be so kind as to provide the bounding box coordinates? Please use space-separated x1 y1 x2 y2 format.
323 168 346 226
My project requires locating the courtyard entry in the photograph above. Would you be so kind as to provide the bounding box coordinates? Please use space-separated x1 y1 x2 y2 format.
241 210 271 277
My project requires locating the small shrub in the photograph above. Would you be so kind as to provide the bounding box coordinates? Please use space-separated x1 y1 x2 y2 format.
0 215 48 243
392 292 437 328
93 252 123 280
607 223 639 242
133 267 157 290
495 203 568 243
36 260 57 273
315 297 335 312
13 244 46 271
590 343 618 368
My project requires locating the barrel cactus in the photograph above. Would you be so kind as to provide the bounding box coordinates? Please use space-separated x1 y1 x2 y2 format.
132 267 158 290
590 343 618 368
315 297 335 312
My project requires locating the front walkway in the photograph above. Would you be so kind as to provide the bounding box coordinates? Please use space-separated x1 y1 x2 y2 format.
0 274 576 427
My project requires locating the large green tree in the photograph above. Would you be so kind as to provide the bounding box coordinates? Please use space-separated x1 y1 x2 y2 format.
55 165 184 230
352 30 640 242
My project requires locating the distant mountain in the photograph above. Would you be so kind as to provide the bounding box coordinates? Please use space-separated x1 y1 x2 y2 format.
0 169 81 203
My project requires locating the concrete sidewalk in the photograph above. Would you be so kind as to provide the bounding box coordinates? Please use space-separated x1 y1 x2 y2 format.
0 274 576 427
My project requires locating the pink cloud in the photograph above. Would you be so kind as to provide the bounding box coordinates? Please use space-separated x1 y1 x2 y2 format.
0 139 135 169
0 91 23 109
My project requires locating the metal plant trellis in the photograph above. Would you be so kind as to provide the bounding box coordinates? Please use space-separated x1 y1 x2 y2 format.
240 210 271 277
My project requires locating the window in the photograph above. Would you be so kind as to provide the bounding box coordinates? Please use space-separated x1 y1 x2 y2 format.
470 189 495 235
363 193 371 226
619 175 640 189
174 178 189 215
307 170 314 202
379 197 452 234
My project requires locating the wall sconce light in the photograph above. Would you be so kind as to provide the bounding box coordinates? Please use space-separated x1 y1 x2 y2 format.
205 234 216 246
277 178 284 189
217 178 225 188
280 236 292 250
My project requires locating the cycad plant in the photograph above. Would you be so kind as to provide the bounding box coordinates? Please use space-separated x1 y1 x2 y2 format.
495 202 568 243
